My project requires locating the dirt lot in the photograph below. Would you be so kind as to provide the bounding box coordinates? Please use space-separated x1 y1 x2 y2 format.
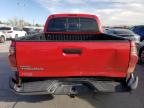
0 41 144 108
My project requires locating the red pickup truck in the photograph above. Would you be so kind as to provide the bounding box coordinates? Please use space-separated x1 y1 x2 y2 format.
9 14 138 95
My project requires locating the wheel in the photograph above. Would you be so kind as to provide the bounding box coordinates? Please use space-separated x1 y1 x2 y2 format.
139 48 144 63
0 36 5 43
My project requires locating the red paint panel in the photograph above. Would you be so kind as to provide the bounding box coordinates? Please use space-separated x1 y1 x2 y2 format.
16 41 130 78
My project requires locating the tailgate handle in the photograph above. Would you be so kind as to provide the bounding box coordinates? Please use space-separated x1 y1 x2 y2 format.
63 49 82 54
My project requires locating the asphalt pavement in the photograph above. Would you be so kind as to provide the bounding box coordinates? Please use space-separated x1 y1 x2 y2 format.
0 41 144 108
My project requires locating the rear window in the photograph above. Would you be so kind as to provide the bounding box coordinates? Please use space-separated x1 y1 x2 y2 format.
47 17 99 32
0 27 11 30
23 28 35 32
133 26 144 35
114 29 134 35
48 18 67 32
13 27 22 31
80 18 98 32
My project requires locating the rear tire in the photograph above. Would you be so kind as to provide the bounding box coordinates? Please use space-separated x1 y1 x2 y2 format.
0 36 5 43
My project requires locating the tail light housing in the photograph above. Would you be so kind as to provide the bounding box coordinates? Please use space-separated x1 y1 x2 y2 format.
127 41 138 77
9 41 17 71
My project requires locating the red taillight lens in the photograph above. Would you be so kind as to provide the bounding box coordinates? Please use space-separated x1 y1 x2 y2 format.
9 47 15 55
127 41 138 76
9 41 17 71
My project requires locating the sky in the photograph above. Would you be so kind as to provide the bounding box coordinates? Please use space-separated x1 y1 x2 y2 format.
0 0 144 26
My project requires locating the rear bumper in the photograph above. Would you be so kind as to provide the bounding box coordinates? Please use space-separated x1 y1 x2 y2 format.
9 75 138 95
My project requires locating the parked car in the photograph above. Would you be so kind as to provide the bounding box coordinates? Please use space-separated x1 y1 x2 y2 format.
104 28 140 44
137 41 144 63
0 31 6 43
35 28 43 33
130 25 144 41
23 27 37 35
0 26 27 39
9 14 138 96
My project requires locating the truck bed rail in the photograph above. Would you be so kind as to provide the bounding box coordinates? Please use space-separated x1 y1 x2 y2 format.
15 33 128 41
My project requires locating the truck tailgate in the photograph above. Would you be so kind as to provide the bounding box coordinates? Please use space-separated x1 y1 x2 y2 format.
16 41 130 78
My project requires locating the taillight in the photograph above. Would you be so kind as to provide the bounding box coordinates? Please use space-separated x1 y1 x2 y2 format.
9 42 15 55
9 41 17 71
127 41 138 77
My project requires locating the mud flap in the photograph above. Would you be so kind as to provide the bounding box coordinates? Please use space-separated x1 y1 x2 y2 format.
127 73 139 90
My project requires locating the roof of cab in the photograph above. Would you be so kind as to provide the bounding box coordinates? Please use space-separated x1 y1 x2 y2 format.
48 13 99 19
